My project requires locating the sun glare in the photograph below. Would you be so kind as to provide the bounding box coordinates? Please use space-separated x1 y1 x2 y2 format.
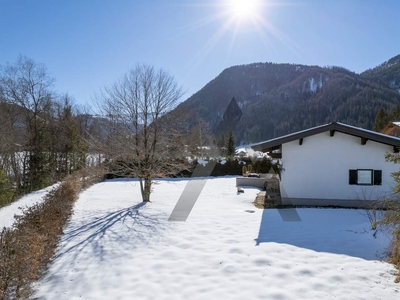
230 0 259 20
178 0 300 78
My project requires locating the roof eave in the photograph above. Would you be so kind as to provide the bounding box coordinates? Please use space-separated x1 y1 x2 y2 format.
251 122 400 153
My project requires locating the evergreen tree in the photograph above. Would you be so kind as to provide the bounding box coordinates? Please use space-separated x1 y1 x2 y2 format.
253 157 272 173
373 107 389 132
373 104 400 133
388 104 400 122
0 167 14 207
56 98 87 176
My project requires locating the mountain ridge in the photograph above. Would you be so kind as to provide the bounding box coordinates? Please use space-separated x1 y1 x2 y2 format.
172 55 400 144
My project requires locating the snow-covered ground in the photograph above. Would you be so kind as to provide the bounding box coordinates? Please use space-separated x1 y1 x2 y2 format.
33 177 399 299
0 183 60 228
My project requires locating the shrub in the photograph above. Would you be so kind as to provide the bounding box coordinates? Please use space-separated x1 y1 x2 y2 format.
0 179 79 299
178 157 277 177
0 227 15 300
388 230 400 283
381 199 400 282
0 166 104 299
253 157 272 174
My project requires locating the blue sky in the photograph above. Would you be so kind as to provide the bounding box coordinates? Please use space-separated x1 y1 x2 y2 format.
1 0 399 106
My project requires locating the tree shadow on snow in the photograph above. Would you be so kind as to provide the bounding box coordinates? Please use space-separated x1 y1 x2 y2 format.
34 202 174 296
53 202 168 264
255 208 390 261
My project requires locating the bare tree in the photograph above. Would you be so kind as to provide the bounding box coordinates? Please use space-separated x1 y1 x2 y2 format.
0 84 30 192
185 117 217 158
0 55 55 191
0 55 54 121
97 64 184 202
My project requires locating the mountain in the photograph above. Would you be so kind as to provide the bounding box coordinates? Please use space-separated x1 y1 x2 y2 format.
361 54 400 91
171 55 400 144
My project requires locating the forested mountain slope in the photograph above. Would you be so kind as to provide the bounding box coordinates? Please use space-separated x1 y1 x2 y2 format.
171 55 400 144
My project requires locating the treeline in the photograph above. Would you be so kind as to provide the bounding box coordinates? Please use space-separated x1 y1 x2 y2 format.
1 56 271 206
0 56 93 205
107 156 277 179
185 156 276 177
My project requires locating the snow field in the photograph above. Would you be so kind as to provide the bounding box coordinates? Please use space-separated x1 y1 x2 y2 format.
33 177 399 299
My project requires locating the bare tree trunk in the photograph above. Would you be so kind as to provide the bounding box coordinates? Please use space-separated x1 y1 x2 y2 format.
139 176 152 202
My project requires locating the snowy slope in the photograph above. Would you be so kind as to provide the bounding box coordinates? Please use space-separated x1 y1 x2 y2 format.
0 183 59 228
33 177 399 299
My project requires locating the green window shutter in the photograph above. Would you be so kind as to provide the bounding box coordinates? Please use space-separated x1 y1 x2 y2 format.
373 170 382 185
349 169 357 185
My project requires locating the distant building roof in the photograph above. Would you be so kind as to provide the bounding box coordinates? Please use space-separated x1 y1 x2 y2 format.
381 121 400 138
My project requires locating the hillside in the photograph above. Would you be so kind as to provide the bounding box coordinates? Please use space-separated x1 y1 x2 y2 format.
361 54 400 91
171 55 400 144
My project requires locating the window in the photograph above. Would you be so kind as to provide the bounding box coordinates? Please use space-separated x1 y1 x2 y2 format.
349 169 382 185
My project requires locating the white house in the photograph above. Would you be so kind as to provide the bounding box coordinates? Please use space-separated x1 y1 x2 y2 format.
251 122 400 207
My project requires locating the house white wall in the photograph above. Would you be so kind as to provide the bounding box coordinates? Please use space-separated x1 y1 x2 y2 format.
280 131 399 206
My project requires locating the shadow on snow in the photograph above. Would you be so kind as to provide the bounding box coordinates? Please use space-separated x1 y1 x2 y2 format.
53 202 168 264
255 208 390 261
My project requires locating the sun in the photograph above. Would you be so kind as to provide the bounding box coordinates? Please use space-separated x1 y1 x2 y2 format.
177 0 300 76
230 0 259 20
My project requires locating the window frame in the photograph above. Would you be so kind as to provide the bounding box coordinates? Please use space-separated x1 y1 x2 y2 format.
349 169 382 186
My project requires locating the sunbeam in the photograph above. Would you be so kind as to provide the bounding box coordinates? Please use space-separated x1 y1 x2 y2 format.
252 12 303 58
177 0 302 86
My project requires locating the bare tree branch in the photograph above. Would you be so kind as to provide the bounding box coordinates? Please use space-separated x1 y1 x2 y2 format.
96 64 185 202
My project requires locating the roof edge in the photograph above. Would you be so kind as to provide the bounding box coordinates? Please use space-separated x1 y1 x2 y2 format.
252 122 400 152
